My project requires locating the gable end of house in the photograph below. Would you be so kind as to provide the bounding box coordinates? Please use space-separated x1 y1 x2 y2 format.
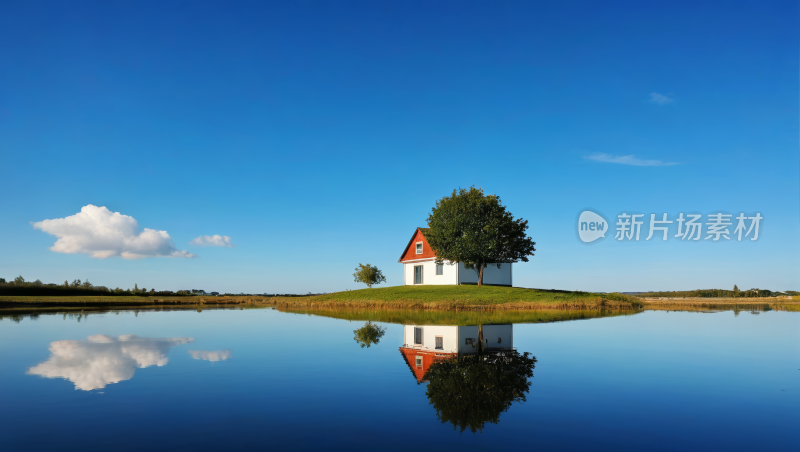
399 227 436 262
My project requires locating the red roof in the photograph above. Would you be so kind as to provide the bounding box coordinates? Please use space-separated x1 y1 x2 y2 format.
399 228 437 263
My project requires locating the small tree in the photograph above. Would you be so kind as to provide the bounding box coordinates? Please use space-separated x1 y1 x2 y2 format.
0 278 6 284
14 275 25 285
353 263 386 288
733 285 740 297
353 321 386 348
426 187 536 286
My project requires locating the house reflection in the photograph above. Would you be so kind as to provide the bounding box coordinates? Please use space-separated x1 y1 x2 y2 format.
399 324 514 382
400 323 536 433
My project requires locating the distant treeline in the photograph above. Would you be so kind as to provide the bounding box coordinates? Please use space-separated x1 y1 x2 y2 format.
0 275 318 298
0 276 202 297
638 287 798 298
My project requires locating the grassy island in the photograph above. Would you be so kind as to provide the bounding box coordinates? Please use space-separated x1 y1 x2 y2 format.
270 286 643 311
0 286 639 310
1 286 798 319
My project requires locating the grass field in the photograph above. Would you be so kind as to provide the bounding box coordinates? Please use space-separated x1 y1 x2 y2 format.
1 286 798 314
316 286 634 303
0 295 265 307
0 286 640 311
268 286 644 311
641 297 800 312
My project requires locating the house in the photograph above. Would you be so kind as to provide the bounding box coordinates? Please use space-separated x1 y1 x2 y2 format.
398 227 512 286
399 323 514 382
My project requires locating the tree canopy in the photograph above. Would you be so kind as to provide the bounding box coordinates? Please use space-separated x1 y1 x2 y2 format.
426 187 536 286
423 350 537 433
353 263 387 288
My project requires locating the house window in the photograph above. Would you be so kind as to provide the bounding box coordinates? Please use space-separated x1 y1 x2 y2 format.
465 338 474 345
435 336 443 350
415 356 423 368
436 263 443 275
414 327 423 345
415 242 423 254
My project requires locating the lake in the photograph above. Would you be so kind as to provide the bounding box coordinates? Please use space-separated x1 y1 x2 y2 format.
1 307 797 451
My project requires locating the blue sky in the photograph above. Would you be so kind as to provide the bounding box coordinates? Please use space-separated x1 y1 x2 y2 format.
1 1 797 293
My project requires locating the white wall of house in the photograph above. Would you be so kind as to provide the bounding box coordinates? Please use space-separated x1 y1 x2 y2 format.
402 260 512 286
403 259 458 285
457 324 513 354
403 325 459 353
457 262 512 286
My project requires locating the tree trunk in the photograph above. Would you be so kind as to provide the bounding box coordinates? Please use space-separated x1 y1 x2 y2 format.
477 264 484 287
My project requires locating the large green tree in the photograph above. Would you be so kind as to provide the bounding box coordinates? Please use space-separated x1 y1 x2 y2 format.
426 187 536 286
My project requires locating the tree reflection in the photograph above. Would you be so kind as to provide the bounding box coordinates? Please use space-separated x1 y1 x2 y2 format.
353 321 386 348
423 350 536 433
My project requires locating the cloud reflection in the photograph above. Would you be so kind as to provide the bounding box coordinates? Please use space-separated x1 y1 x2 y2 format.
27 334 193 390
188 350 231 361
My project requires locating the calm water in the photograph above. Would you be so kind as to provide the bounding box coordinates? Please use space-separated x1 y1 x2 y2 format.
0 308 797 451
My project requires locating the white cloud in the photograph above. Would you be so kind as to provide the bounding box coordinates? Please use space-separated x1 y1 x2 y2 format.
32 205 196 259
649 92 673 105
190 235 235 248
585 153 678 167
188 350 231 361
27 334 193 390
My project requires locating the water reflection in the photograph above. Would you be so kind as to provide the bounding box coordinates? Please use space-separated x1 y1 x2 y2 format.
353 321 386 348
189 350 232 361
400 323 536 432
27 334 193 390
0 306 261 324
281 307 644 326
426 350 536 433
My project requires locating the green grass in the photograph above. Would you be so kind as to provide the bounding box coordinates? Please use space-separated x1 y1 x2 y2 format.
313 285 637 304
0 295 163 304
271 285 643 311
0 286 643 312
0 295 264 307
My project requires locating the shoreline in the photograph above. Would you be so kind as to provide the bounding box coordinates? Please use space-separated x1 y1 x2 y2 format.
1 294 797 315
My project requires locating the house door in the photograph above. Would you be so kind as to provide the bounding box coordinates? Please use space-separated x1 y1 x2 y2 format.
414 266 422 284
